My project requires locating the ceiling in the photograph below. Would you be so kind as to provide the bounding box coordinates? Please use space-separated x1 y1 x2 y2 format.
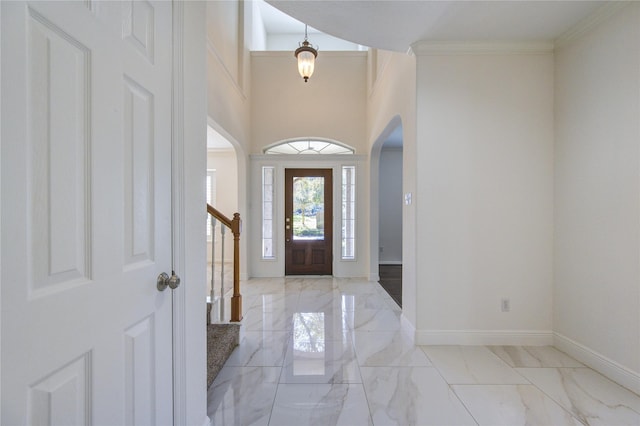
266 1 608 52
258 0 321 35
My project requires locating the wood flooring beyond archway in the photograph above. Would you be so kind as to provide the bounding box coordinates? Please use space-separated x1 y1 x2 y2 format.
378 264 402 307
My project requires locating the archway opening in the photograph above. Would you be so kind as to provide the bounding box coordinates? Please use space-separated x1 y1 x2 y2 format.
370 116 403 307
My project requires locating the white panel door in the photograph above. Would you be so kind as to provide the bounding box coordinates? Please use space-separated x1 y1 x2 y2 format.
1 1 174 424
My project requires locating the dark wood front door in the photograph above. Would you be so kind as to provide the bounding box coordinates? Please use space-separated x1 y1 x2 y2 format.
285 169 333 275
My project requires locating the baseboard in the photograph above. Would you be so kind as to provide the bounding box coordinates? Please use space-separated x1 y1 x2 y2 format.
379 261 402 265
202 416 211 426
369 273 380 282
554 332 640 395
415 329 553 346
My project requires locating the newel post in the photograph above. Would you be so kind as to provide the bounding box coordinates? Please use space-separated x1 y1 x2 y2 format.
230 213 242 322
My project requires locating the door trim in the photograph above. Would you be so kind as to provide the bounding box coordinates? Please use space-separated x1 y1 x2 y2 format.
284 168 333 275
171 1 186 424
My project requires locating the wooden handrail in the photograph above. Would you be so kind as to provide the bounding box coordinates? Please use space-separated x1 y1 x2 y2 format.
207 203 242 322
207 204 232 228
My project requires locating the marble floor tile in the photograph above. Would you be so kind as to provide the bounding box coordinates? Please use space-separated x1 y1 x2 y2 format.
340 291 396 311
337 281 381 295
346 308 402 331
224 331 289 367
421 346 529 384
242 278 287 295
360 366 476 425
488 345 585 368
375 289 403 312
208 278 638 426
354 331 432 367
250 292 300 313
517 367 640 426
242 306 295 332
269 383 372 425
297 290 342 313
280 338 361 384
208 366 280 426
297 277 339 293
453 384 582 425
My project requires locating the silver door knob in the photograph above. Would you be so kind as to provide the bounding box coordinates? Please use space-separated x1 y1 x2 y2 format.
157 271 181 291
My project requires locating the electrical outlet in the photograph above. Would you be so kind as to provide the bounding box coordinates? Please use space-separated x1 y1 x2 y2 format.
501 298 511 312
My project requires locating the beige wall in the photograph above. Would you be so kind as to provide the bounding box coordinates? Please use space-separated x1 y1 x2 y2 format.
250 51 367 153
554 3 640 393
413 46 555 344
366 49 417 328
208 150 239 215
206 0 252 279
206 0 251 153
207 150 238 263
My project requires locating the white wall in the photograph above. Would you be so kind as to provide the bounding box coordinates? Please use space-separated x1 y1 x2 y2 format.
250 51 367 154
554 3 640 393
181 3 208 424
379 148 403 264
412 46 555 344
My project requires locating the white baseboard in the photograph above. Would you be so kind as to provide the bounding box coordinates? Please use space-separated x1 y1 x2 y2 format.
369 273 380 282
401 314 416 344
415 329 553 346
379 261 402 265
554 332 640 395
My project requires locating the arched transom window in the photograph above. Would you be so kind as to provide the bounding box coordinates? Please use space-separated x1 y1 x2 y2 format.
263 139 355 155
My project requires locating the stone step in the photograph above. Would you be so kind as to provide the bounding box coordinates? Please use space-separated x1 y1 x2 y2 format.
207 323 240 389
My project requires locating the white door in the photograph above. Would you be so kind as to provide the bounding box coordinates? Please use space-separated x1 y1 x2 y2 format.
1 1 174 424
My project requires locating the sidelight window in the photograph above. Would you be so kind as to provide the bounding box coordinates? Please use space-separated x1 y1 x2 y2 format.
262 167 275 259
341 166 356 259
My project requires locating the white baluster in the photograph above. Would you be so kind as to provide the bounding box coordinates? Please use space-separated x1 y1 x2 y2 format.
210 217 217 323
220 225 226 320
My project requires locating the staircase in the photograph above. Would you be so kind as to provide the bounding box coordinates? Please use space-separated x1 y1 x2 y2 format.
207 302 240 388
206 204 243 388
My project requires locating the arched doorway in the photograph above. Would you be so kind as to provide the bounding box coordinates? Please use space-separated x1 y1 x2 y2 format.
370 116 404 306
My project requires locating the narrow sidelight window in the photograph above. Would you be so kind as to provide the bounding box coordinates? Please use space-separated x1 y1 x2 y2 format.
341 166 356 259
262 167 275 259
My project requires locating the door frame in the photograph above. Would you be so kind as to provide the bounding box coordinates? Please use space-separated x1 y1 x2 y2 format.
284 168 333 275
170 2 209 425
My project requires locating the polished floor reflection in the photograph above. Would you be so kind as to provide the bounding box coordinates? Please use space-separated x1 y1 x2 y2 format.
208 277 640 426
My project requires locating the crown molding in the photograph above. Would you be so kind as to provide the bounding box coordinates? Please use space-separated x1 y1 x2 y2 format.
410 41 554 56
555 2 631 49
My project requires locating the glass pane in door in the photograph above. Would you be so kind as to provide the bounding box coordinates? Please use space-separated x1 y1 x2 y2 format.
292 176 324 240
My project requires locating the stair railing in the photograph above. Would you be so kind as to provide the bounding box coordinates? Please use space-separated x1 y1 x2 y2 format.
207 204 242 322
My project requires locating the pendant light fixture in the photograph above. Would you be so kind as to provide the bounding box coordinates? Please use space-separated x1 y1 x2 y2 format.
294 24 318 82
